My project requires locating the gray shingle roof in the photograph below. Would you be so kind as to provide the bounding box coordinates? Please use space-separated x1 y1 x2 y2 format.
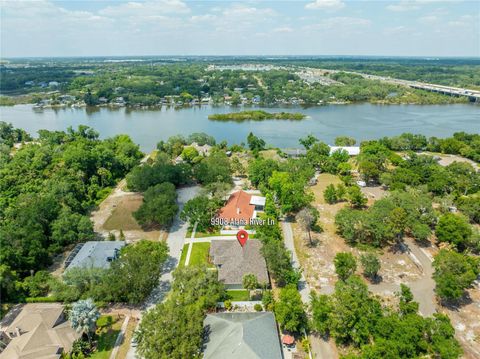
65 241 125 271
203 312 283 359
209 240 269 286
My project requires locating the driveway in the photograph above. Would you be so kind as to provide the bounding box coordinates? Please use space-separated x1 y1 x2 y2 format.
127 185 199 359
143 185 200 308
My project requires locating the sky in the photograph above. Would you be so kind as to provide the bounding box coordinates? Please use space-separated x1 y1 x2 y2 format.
1 0 479 58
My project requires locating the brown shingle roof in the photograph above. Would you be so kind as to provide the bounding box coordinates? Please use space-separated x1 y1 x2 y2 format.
209 239 269 286
0 304 81 359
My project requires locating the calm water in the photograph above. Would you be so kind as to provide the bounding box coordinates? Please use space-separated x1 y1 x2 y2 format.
0 104 478 151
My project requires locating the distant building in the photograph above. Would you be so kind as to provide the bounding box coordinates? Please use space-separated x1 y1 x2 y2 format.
203 312 282 359
64 241 125 271
0 303 81 359
209 239 268 289
282 148 307 158
329 146 360 156
190 142 212 157
48 81 59 87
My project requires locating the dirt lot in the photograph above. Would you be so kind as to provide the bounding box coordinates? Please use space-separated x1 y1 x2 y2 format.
441 285 480 358
293 174 421 293
91 179 166 243
418 151 479 171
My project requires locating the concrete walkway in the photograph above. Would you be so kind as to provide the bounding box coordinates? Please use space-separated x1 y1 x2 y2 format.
109 315 130 359
184 222 197 266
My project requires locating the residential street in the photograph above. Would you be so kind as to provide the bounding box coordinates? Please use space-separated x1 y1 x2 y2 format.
281 220 337 359
126 185 199 359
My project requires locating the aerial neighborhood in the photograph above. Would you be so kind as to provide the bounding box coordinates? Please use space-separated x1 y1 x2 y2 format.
1 121 479 359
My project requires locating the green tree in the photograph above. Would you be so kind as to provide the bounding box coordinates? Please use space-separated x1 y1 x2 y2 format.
180 196 220 232
329 275 382 346
194 151 232 184
334 252 357 281
107 240 169 304
299 134 318 150
435 213 473 251
242 273 259 291
275 284 307 333
268 171 313 214
347 185 367 208
397 284 419 316
134 182 178 228
360 253 380 280
135 265 223 359
181 146 199 163
323 184 338 204
335 136 356 146
433 249 479 302
247 132 266 154
262 290 275 311
70 298 100 343
310 291 332 336
23 270 52 297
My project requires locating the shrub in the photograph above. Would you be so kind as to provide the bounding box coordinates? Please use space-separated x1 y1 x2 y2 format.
224 300 232 311
254 303 263 312
25 296 59 303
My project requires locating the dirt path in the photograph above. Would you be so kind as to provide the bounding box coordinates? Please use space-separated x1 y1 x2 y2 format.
282 220 337 359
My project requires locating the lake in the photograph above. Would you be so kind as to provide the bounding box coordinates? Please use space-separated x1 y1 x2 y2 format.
0 104 478 152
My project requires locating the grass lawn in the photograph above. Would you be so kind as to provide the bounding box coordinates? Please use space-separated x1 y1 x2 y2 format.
103 195 143 231
179 243 214 267
189 243 213 267
194 230 221 238
225 289 250 301
116 318 138 359
179 244 189 267
90 315 123 359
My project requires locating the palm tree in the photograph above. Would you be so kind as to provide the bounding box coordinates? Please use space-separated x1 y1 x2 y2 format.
70 298 100 343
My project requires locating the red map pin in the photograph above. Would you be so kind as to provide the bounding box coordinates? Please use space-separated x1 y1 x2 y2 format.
236 229 249 247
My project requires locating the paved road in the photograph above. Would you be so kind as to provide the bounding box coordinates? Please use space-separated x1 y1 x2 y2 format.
126 185 199 359
281 220 336 359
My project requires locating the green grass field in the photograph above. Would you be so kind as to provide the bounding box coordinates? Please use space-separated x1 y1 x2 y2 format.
189 242 213 266
89 315 122 359
179 242 214 267
225 290 250 301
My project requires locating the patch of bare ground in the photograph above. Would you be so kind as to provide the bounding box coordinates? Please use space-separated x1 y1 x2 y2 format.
439 285 480 359
294 174 421 294
360 185 387 205
418 151 479 171
90 179 166 243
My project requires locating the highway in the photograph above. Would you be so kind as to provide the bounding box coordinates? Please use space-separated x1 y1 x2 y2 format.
298 67 480 102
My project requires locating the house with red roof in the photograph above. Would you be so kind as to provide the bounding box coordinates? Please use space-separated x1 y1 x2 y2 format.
216 191 266 232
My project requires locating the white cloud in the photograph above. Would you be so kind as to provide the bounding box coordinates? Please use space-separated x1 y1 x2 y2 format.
387 1 420 12
304 17 371 31
99 0 190 16
273 26 294 33
305 0 345 10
